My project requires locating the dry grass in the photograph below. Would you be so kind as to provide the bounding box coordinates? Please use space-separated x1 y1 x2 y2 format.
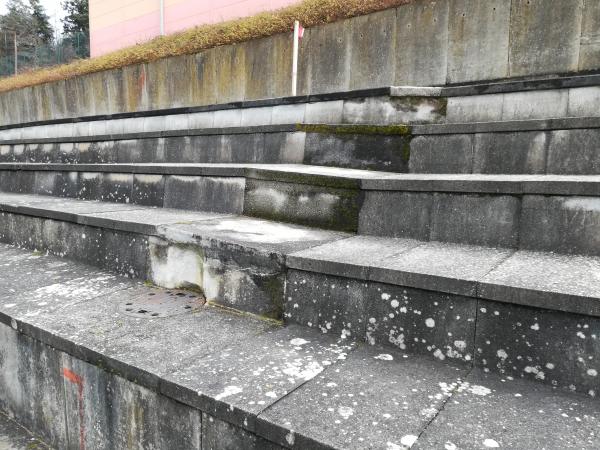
0 0 412 94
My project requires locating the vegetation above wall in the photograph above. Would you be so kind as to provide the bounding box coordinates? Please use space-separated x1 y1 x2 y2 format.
0 0 411 94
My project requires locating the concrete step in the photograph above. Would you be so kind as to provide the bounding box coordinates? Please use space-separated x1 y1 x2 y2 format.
0 193 598 393
4 116 600 175
0 192 347 318
0 243 597 449
0 166 599 254
286 236 600 395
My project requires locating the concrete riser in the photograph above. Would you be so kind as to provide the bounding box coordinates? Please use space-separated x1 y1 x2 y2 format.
0 132 411 172
411 128 600 175
0 213 284 318
285 269 600 397
0 323 282 450
361 192 600 256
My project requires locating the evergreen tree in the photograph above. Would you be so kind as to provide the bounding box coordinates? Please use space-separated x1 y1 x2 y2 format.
29 0 53 44
62 0 89 35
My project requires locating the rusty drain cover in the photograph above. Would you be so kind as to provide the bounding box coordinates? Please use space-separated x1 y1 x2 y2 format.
119 289 205 318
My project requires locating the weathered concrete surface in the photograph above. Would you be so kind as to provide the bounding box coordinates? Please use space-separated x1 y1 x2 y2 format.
0 411 48 449
414 369 600 450
447 0 511 82
509 0 583 77
395 0 449 85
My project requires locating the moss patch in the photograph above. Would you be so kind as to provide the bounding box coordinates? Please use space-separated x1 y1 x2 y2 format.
297 123 412 136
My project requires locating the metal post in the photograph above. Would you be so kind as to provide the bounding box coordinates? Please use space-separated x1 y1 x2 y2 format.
13 31 17 75
159 0 165 36
292 21 300 96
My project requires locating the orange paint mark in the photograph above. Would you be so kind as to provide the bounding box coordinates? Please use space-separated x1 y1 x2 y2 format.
62 367 86 450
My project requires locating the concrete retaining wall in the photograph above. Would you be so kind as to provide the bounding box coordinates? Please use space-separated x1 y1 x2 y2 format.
1 0 598 126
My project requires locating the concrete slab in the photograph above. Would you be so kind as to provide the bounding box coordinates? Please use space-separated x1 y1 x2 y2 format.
415 369 600 449
257 344 467 449
479 250 600 317
0 411 48 449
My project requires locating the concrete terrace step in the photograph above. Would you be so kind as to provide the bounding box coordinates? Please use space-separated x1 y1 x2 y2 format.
0 243 598 450
286 236 600 395
4 117 600 174
0 194 598 392
1 166 600 255
0 192 347 318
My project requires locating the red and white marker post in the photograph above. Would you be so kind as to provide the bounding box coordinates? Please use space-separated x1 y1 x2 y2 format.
292 20 305 96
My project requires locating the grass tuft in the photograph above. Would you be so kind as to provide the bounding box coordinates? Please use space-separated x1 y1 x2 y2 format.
0 0 412 94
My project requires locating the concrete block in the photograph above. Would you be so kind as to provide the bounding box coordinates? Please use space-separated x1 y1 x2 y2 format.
546 129 600 174
285 269 367 341
105 69 124 115
202 414 282 450
105 118 125 135
304 100 344 123
475 299 600 394
264 132 306 164
88 120 107 136
567 86 600 117
93 140 119 163
226 134 265 163
188 111 214 129
41 219 103 266
215 44 246 104
164 113 190 131
501 89 569 120
121 117 143 134
187 135 224 163
48 80 68 120
446 94 504 122
365 283 476 363
147 58 170 110
509 0 583 77
164 136 193 163
61 355 202 450
53 171 80 198
166 55 194 108
143 116 167 133
342 96 446 125
244 179 360 232
101 173 133 203
304 132 410 172
78 172 103 200
0 146 11 162
101 229 149 278
473 131 548 174
579 0 600 70
358 191 432 239
191 49 218 107
307 19 351 93
270 32 293 98
429 193 520 248
213 109 242 128
395 0 449 85
270 103 306 125
132 174 165 207
121 63 147 112
447 0 510 82
519 195 600 256
243 36 276 100
349 9 396 89
409 134 474 174
164 175 245 214
240 107 273 127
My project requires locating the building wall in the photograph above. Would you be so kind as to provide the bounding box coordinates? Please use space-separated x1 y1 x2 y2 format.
89 0 300 57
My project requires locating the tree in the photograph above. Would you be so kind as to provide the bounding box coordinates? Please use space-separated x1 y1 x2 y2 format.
62 0 89 35
29 0 53 44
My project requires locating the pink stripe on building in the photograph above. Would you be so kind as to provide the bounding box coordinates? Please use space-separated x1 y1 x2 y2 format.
89 0 301 57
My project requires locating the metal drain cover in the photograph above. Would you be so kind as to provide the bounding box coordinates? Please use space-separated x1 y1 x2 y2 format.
119 289 205 318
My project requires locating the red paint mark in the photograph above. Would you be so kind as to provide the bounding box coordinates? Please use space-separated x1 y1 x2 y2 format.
62 367 85 450
138 68 146 92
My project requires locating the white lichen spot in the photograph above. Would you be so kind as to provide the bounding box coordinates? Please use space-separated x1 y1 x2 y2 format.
215 386 242 401
290 338 309 346
285 431 295 446
587 369 598 377
545 363 555 370
530 323 540 331
483 438 500 448
391 299 400 308
382 293 391 300
374 354 394 361
400 435 418 448
265 391 277 398
433 349 445 361
496 349 508 360
338 406 354 420
577 331 586 339
445 442 457 450
425 318 435 328
469 385 492 396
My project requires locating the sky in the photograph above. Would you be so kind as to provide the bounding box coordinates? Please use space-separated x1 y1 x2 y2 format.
0 0 66 34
